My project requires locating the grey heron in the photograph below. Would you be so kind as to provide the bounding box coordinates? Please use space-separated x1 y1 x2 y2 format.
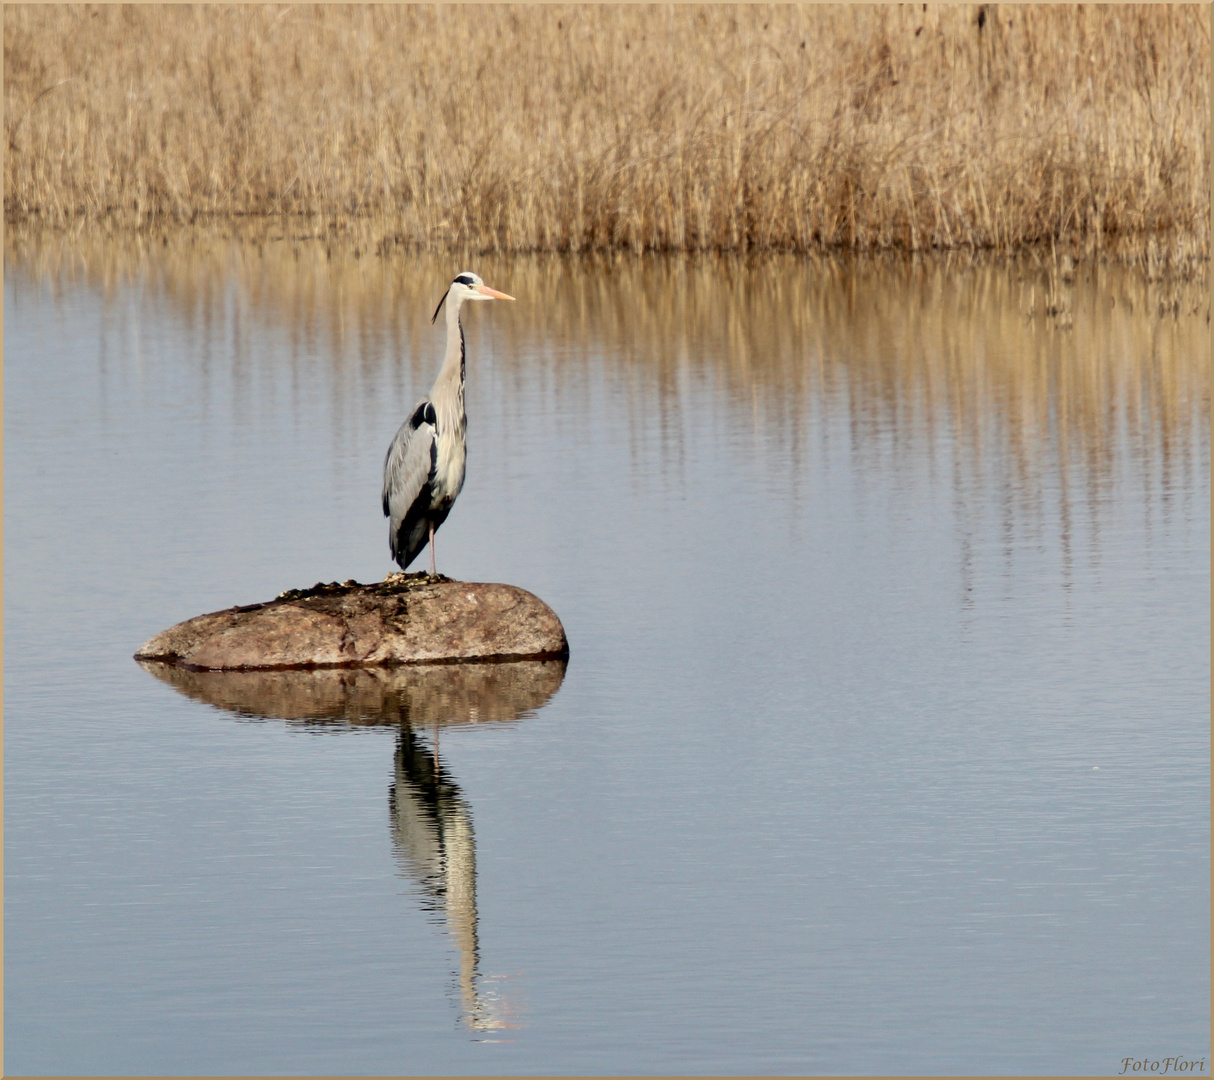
383 272 514 575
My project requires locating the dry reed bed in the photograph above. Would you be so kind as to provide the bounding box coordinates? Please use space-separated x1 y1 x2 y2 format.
4 5 1209 266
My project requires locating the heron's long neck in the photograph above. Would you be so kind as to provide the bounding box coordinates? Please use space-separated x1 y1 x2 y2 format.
442 296 466 384
434 297 467 433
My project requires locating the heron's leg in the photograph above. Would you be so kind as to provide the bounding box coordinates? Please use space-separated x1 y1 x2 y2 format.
429 521 437 577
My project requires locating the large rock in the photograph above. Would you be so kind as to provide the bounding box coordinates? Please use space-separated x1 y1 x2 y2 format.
134 572 569 670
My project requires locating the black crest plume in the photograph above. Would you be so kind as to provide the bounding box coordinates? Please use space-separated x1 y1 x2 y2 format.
431 288 448 324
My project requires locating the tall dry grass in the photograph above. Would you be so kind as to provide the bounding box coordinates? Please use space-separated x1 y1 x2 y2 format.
4 5 1210 265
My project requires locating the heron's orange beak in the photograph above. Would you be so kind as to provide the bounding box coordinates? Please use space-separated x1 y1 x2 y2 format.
476 284 515 301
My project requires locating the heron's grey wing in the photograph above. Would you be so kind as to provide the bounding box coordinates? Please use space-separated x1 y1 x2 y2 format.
384 400 436 520
383 400 437 563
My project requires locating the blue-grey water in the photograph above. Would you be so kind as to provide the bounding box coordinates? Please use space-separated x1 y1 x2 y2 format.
5 231 1210 1076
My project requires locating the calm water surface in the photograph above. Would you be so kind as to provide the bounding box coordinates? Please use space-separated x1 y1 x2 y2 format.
5 231 1209 1075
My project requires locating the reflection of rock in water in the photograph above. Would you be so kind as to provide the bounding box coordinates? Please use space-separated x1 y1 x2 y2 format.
391 726 507 1032
136 657 566 728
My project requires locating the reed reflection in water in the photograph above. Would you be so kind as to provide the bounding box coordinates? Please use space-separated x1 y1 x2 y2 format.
139 657 566 1034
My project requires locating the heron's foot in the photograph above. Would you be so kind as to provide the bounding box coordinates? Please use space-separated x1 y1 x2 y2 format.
381 569 451 587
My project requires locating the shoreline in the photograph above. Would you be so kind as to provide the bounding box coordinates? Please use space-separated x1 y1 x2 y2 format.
5 214 1209 288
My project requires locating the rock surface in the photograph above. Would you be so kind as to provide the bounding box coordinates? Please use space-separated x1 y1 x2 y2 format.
134 573 569 670
138 656 567 727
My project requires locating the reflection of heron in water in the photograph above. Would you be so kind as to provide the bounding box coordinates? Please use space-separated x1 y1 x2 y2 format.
389 723 511 1033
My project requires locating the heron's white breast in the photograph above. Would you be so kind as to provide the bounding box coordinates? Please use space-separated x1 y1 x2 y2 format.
433 419 467 504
